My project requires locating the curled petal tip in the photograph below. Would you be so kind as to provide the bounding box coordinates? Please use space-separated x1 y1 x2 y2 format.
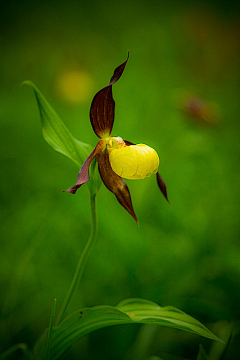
157 172 170 203
62 185 82 194
90 55 129 138
109 53 129 86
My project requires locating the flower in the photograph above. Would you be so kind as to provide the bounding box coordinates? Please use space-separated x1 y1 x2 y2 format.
65 54 169 223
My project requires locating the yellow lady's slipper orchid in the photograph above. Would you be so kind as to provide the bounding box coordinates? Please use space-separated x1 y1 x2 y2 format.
66 54 169 223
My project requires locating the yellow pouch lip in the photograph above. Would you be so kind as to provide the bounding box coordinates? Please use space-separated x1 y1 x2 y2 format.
109 144 159 180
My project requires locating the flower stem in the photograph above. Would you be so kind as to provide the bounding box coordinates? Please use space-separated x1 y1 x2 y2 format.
55 191 98 325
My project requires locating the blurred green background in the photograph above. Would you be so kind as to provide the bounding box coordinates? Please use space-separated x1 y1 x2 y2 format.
1 0 240 359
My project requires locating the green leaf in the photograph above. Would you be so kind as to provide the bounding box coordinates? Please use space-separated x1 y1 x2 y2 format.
207 321 231 360
217 324 232 360
117 298 221 339
23 81 92 167
34 298 221 360
197 345 209 360
1 343 32 360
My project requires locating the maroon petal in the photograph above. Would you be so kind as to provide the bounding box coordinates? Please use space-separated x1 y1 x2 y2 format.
123 139 134 146
65 140 105 194
90 53 129 138
97 149 138 224
157 172 170 203
109 52 129 86
125 141 170 204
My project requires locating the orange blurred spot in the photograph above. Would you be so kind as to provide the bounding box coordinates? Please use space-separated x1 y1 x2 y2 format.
175 89 221 125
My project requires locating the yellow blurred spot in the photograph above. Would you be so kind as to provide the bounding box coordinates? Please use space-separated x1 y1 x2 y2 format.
55 69 94 104
129 314 135 317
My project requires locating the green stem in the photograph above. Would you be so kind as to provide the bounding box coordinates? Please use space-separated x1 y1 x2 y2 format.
55 191 98 325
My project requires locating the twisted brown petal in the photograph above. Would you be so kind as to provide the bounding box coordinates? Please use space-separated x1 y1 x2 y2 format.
157 172 170 203
109 52 129 86
65 140 105 194
123 139 134 146
97 149 138 223
90 53 129 138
